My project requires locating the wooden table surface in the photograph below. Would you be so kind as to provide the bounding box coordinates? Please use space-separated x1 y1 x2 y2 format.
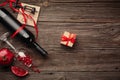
0 0 120 80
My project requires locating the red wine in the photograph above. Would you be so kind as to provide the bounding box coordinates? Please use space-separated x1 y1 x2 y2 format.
0 8 48 57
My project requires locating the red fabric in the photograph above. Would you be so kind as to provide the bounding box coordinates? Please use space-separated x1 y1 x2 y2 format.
0 0 38 39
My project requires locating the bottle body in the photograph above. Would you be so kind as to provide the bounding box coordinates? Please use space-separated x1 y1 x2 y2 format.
0 8 48 57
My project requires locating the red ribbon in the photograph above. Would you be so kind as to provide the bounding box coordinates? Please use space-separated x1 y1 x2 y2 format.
0 0 38 39
62 34 75 46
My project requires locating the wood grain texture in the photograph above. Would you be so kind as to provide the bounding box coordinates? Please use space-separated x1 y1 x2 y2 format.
0 0 120 80
49 0 120 3
39 2 120 22
0 72 120 80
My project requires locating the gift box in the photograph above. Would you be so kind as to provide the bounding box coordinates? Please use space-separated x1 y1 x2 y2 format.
17 3 41 26
60 31 76 47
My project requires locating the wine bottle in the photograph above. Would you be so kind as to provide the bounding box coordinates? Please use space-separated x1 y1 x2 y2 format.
0 8 48 57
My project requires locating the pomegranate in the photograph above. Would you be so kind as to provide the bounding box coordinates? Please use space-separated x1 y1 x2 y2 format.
11 66 29 77
0 48 14 66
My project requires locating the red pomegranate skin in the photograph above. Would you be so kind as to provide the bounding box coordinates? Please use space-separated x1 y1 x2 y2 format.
0 48 14 66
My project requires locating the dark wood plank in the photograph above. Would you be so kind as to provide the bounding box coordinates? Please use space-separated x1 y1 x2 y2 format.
39 2 120 22
2 2 120 23
65 72 120 80
49 0 120 3
0 72 120 80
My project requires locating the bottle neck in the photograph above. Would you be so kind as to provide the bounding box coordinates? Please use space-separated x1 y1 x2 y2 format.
32 42 48 57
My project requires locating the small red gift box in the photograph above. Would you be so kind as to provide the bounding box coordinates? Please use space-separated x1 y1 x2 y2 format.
60 31 76 47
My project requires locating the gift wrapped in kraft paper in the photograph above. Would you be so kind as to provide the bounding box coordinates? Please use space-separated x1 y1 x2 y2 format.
61 31 77 47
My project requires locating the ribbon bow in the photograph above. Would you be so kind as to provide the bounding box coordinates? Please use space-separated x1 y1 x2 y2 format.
0 0 38 39
62 34 75 46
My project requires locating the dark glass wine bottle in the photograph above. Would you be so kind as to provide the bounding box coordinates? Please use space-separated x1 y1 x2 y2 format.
0 8 48 57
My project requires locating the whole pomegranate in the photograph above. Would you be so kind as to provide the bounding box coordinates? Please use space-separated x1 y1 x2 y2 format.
0 48 14 66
